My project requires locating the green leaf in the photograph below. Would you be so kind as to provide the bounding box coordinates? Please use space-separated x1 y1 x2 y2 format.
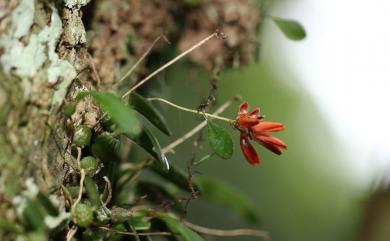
207 121 233 159
197 177 260 223
26 231 47 241
80 91 142 138
91 132 121 163
150 164 198 193
0 218 23 233
91 132 121 185
158 214 205 241
272 17 306 41
180 0 203 7
136 181 184 214
36 192 59 216
130 93 172 136
124 221 141 241
131 127 169 169
23 199 45 230
84 176 100 207
129 217 151 231
82 228 106 241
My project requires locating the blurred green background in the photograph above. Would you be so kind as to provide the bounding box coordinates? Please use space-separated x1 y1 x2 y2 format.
135 1 390 240
143 60 365 241
141 27 368 241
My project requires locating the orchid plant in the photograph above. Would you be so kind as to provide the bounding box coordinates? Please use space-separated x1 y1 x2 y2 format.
64 29 294 241
9 15 304 241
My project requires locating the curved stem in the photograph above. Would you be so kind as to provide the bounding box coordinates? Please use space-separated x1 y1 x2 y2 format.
73 169 85 207
121 32 218 99
116 34 168 88
98 227 173 236
183 220 269 241
148 97 234 123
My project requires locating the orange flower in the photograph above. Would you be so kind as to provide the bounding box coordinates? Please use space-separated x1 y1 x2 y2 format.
234 101 287 165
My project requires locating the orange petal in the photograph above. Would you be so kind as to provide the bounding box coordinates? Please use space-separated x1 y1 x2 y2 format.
249 107 260 117
259 141 283 155
240 134 260 165
252 121 285 133
235 117 260 127
258 135 287 149
239 101 249 114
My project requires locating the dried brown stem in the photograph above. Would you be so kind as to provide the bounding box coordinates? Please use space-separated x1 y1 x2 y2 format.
73 169 85 207
66 225 78 241
76 147 82 168
98 226 173 236
103 176 112 206
88 53 102 89
116 34 169 87
183 220 269 241
122 32 218 99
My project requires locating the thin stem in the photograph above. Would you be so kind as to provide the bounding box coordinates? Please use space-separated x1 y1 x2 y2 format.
194 154 213 166
183 220 269 241
103 176 112 206
88 53 102 89
98 227 173 236
148 97 234 123
161 97 236 154
60 184 74 207
73 169 85 207
116 34 168 87
76 147 82 169
66 225 78 241
122 32 218 99
117 157 153 191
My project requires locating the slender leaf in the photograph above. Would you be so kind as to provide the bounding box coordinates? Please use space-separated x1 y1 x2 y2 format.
0 218 23 233
197 177 260 223
136 181 184 213
80 91 142 138
23 199 45 230
82 228 106 241
91 132 121 186
124 221 141 241
207 121 233 159
272 17 306 41
36 192 59 216
141 236 154 241
130 93 172 136
91 132 121 163
84 176 100 207
130 217 151 231
150 164 198 193
131 127 169 169
158 214 205 241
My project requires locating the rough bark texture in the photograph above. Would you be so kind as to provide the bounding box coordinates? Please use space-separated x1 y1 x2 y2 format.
0 0 261 239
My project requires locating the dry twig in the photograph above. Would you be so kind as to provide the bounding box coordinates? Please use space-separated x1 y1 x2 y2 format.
98 226 173 236
122 32 219 99
183 220 269 241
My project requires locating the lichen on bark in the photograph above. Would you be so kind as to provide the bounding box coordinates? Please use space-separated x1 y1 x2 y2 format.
0 0 89 222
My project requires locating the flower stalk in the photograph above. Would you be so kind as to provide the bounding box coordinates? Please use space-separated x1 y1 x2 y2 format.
148 97 234 123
